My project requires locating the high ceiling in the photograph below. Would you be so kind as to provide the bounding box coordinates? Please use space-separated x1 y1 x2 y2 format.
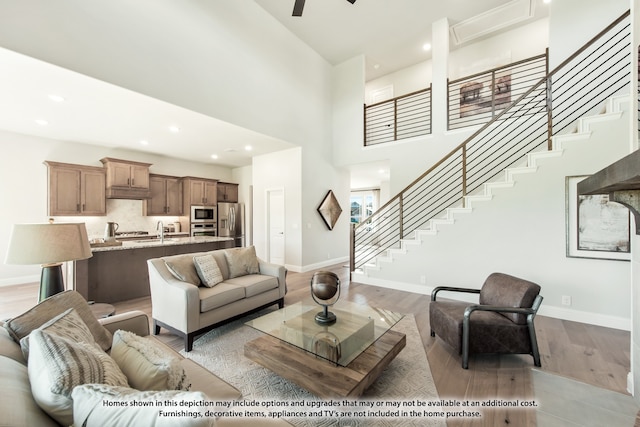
255 0 549 80
0 0 549 182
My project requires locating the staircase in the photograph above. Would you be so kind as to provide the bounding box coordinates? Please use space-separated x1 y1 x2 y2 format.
352 94 629 285
350 11 633 290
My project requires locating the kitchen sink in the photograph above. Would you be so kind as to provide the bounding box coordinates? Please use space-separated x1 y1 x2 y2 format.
130 238 177 244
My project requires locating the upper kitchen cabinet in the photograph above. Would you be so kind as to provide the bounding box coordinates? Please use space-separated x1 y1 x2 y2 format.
183 177 217 206
100 157 152 199
144 174 183 216
217 182 238 203
44 161 106 216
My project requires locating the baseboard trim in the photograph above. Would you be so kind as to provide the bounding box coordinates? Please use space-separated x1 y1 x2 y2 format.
353 275 631 331
286 256 350 274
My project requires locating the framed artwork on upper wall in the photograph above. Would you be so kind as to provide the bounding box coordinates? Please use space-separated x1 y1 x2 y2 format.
565 175 631 261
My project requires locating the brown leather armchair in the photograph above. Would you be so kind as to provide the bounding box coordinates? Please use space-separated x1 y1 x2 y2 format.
429 272 543 369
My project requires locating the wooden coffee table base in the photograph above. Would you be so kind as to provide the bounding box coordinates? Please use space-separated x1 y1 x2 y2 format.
244 329 406 398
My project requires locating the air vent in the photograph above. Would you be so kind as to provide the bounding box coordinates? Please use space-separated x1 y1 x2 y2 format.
450 0 535 45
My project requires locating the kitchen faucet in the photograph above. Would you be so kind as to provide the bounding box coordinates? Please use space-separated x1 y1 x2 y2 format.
157 221 164 243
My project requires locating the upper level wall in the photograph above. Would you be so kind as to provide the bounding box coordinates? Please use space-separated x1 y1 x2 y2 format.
548 0 629 69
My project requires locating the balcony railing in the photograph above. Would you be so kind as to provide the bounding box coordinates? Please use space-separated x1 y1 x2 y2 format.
364 86 431 146
448 54 548 130
352 11 631 273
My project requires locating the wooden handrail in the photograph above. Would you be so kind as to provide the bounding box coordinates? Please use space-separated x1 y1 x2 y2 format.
365 87 431 109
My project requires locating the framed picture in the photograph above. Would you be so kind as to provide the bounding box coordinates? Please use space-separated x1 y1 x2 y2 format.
459 72 511 118
565 175 630 260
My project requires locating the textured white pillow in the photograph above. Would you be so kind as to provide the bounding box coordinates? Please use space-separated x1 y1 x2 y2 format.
19 308 96 360
72 384 216 427
27 329 129 426
111 329 190 391
193 255 224 288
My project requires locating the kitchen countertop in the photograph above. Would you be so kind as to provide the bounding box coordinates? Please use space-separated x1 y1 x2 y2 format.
91 236 233 252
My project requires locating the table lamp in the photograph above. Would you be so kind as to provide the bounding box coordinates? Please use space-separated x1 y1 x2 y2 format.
310 271 340 324
5 222 92 302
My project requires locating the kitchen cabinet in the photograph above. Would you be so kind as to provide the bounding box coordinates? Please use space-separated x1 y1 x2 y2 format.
100 157 152 199
44 161 106 216
144 174 183 216
217 182 239 202
183 177 217 206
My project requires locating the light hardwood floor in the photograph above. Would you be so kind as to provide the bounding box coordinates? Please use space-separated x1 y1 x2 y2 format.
0 264 631 426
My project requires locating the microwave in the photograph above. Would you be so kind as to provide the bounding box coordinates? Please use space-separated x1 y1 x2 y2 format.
191 205 216 223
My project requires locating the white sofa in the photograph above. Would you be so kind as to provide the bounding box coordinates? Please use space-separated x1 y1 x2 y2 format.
148 246 287 352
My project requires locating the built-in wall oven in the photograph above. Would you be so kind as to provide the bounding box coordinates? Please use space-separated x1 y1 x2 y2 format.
191 222 217 237
191 206 216 223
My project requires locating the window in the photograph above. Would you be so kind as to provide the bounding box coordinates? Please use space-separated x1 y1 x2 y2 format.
350 190 379 224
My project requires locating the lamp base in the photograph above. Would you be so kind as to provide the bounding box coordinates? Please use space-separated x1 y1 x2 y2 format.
315 307 337 325
40 263 65 302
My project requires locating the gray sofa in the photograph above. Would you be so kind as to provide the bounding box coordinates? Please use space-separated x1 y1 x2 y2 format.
0 291 245 426
148 246 287 352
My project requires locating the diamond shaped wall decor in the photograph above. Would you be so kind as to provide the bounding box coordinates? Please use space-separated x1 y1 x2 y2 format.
317 190 342 230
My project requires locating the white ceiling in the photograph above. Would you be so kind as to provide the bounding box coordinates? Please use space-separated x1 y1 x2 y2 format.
0 0 549 185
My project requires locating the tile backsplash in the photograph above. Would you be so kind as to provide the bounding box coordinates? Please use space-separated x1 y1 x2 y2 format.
53 199 183 240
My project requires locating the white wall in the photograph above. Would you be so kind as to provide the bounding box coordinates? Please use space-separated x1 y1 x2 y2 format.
252 148 303 270
548 0 629 68
0 129 234 285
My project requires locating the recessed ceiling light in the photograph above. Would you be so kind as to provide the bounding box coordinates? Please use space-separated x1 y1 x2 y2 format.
422 43 432 51
373 64 380 69
169 126 180 133
139 140 149 145
210 154 218 160
48 94 65 102
35 119 49 126
543 0 551 3
244 145 253 151
378 169 386 174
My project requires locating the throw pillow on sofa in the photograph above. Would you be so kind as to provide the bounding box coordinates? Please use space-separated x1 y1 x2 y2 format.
224 246 260 278
111 329 191 391
4 290 112 352
19 307 96 360
193 254 224 287
72 384 216 427
165 256 202 286
27 329 129 426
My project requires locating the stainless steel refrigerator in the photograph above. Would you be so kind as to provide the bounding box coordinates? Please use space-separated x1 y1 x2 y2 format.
217 203 244 247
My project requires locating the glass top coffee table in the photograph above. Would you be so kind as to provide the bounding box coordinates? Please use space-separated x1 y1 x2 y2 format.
244 300 406 398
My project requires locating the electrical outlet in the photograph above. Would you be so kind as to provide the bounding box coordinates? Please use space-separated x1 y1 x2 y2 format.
420 275 426 284
562 295 572 306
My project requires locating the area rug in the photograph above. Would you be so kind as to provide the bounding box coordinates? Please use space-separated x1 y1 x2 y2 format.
180 309 445 427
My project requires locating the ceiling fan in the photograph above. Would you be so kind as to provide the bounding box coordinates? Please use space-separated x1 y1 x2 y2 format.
292 0 356 17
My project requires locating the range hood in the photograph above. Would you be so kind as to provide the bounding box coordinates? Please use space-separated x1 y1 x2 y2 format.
577 149 640 234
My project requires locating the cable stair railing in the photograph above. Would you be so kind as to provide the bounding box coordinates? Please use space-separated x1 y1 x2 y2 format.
350 10 631 273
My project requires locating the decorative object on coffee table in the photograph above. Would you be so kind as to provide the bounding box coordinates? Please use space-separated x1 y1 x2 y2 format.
317 190 342 230
5 221 92 302
310 271 340 324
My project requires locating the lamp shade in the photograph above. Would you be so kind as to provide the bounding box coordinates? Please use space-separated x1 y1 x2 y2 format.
5 223 92 265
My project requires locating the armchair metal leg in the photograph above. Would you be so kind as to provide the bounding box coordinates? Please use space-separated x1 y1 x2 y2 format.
462 313 471 369
528 319 542 367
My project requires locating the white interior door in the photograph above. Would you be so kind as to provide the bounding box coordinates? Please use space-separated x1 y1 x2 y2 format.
267 189 285 265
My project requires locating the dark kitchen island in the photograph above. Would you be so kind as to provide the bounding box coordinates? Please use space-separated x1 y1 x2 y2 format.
74 236 234 303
